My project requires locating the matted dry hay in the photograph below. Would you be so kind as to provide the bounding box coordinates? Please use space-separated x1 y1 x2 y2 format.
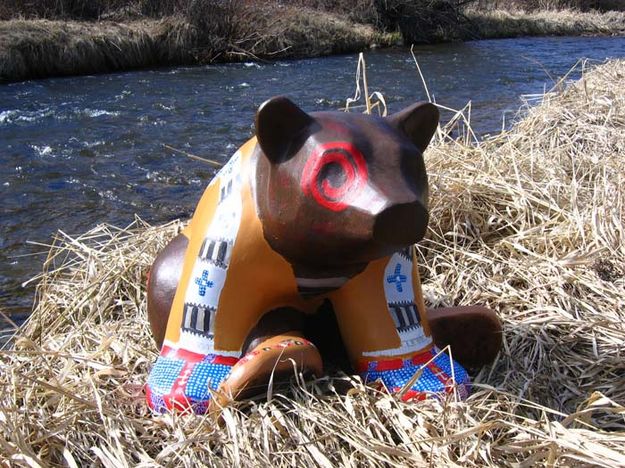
1 59 624 467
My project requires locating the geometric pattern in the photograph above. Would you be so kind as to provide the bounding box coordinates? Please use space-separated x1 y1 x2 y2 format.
199 238 232 268
178 150 242 352
368 249 432 357
194 270 214 296
146 350 238 413
386 262 408 292
181 303 216 337
387 301 421 333
359 346 470 401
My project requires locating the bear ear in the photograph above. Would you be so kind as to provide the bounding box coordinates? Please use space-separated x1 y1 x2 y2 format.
386 101 439 153
255 96 314 164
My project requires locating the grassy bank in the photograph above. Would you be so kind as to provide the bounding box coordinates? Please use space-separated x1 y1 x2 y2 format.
0 19 186 82
466 8 625 38
0 9 397 82
1 58 624 465
1 0 625 82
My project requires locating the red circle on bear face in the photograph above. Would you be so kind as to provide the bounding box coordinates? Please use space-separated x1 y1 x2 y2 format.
301 142 368 212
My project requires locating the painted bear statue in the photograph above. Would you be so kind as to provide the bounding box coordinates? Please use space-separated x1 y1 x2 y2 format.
145 97 502 413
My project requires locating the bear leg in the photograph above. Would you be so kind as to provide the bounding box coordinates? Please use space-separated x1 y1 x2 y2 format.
217 334 322 406
216 308 322 405
330 253 471 401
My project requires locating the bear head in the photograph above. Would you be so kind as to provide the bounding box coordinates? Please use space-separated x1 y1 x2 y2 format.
253 96 438 277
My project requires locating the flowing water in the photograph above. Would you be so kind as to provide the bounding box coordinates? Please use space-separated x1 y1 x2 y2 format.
2 36 625 327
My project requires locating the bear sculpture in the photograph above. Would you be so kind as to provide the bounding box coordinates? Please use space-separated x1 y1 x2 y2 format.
145 97 501 413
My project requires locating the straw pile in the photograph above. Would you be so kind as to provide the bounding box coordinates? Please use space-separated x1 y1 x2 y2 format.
1 59 624 466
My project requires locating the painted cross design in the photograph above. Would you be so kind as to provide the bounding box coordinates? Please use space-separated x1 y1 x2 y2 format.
194 270 214 297
387 263 407 293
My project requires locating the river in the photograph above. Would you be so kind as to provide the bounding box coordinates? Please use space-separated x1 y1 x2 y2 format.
2 36 625 328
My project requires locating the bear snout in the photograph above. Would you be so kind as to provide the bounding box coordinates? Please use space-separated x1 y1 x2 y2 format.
373 202 429 247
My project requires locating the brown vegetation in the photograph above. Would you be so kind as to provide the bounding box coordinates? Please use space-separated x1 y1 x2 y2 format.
466 8 625 38
0 6 397 82
1 0 624 82
0 1 404 82
2 0 624 23
0 19 187 82
1 58 624 466
470 0 625 11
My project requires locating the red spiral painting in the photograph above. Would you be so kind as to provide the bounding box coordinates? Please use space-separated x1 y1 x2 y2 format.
300 142 369 212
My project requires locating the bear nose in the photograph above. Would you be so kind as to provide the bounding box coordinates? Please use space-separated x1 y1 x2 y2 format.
373 202 429 246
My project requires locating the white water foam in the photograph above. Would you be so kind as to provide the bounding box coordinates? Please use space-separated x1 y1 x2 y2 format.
0 108 54 124
81 109 120 118
30 145 52 156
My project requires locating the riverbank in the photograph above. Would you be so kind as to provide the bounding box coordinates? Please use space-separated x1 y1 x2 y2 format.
1 6 625 82
1 57 623 465
467 8 625 38
0 9 398 83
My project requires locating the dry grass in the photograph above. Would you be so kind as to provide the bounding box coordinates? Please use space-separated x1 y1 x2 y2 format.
465 8 625 38
1 59 625 466
240 6 395 60
0 6 396 82
424 58 625 416
468 0 625 12
0 18 195 82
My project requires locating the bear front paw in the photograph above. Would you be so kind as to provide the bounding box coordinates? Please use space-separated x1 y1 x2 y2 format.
359 347 470 401
218 335 323 404
146 347 239 413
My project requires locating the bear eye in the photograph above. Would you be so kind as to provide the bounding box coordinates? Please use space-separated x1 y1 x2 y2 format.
300 142 368 212
319 161 346 189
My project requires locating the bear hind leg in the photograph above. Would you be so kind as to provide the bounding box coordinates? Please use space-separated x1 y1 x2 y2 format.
427 306 502 369
146 233 188 348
